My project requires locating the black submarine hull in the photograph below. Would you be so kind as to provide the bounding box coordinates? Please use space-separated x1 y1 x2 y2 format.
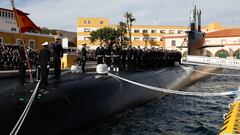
0 65 217 135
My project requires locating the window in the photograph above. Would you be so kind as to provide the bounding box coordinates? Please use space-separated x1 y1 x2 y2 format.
0 37 3 45
11 28 17 31
88 20 91 24
143 37 148 41
5 12 7 18
0 11 2 17
100 20 104 24
178 30 183 34
234 41 238 44
151 38 157 41
84 37 90 40
84 20 87 24
143 30 148 33
169 30 175 34
160 30 165 34
84 28 90 32
205 40 210 45
221 40 226 45
151 30 157 33
172 40 176 46
134 37 140 41
134 29 140 33
29 40 35 49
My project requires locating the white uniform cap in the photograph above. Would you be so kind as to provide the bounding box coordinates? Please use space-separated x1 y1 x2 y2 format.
42 42 49 46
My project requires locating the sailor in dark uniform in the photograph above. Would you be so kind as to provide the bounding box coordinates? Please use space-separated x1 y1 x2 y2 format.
121 47 127 71
104 45 112 71
127 46 133 71
137 46 143 69
18 43 27 84
112 44 121 72
95 44 104 64
51 37 63 79
81 43 87 73
39 42 51 87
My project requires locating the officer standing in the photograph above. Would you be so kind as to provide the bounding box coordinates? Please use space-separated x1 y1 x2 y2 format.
39 42 51 87
51 37 63 79
104 45 112 71
112 44 121 72
81 43 87 73
95 44 104 64
18 43 27 84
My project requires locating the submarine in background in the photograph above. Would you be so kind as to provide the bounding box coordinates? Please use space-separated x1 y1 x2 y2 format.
0 6 215 135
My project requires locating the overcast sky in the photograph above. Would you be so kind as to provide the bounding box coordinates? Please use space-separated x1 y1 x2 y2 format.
1 0 240 32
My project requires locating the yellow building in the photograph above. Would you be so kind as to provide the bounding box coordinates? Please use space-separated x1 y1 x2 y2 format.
76 17 227 49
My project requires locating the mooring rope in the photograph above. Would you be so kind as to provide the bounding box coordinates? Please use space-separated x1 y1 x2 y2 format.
108 73 238 97
181 65 240 77
10 80 41 135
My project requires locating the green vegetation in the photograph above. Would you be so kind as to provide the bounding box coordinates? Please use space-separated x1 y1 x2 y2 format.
124 12 136 47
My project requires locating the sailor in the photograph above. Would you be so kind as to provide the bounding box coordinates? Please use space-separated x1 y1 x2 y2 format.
39 42 51 88
137 46 143 69
95 44 104 64
112 44 120 72
127 46 133 71
104 45 112 71
81 43 87 73
121 46 127 71
18 43 27 84
51 36 63 79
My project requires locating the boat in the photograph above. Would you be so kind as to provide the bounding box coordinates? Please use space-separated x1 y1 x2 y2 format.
0 5 216 135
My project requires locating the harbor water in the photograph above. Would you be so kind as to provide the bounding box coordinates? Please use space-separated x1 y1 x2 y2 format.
76 69 239 135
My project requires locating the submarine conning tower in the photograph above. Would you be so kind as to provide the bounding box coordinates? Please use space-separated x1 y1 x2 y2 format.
187 5 205 56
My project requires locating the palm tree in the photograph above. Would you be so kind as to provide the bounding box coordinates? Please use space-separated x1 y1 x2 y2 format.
118 21 128 46
124 12 135 47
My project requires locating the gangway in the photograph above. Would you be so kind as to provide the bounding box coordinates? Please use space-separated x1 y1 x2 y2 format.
182 55 240 70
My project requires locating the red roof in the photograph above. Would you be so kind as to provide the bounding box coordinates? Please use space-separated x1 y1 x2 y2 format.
206 28 240 38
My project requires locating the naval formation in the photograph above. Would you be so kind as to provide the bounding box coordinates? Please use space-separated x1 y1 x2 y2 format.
0 40 182 87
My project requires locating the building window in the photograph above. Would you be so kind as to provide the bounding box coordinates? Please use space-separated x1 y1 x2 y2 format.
84 20 87 24
151 30 157 33
160 30 165 34
221 40 226 45
205 40 210 45
169 30 175 34
143 37 149 41
0 37 3 45
0 11 2 17
134 29 140 33
29 40 35 49
100 20 104 24
5 11 7 18
88 20 91 24
134 37 140 41
84 37 89 40
172 40 176 46
143 30 148 33
178 30 183 34
84 28 90 32
234 41 238 44
11 28 17 31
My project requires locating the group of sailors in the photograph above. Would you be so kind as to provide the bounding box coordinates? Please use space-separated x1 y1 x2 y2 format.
0 45 38 71
95 44 182 71
18 37 63 88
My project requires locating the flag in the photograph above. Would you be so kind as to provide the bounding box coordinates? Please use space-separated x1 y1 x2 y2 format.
14 8 41 33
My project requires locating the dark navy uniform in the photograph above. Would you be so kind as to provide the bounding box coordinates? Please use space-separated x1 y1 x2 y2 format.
112 45 121 72
18 45 26 84
104 46 112 69
81 44 87 73
39 43 51 87
95 45 104 64
121 48 127 71
51 41 63 78
137 47 143 69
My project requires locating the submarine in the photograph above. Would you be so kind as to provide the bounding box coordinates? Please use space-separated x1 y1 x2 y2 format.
0 6 215 135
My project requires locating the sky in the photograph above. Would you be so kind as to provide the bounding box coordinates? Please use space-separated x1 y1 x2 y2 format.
1 0 240 32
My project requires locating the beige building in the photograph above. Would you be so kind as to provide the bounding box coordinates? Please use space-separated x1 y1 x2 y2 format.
162 28 240 58
77 17 230 50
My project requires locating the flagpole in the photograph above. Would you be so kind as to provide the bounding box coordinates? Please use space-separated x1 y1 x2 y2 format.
10 0 33 82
